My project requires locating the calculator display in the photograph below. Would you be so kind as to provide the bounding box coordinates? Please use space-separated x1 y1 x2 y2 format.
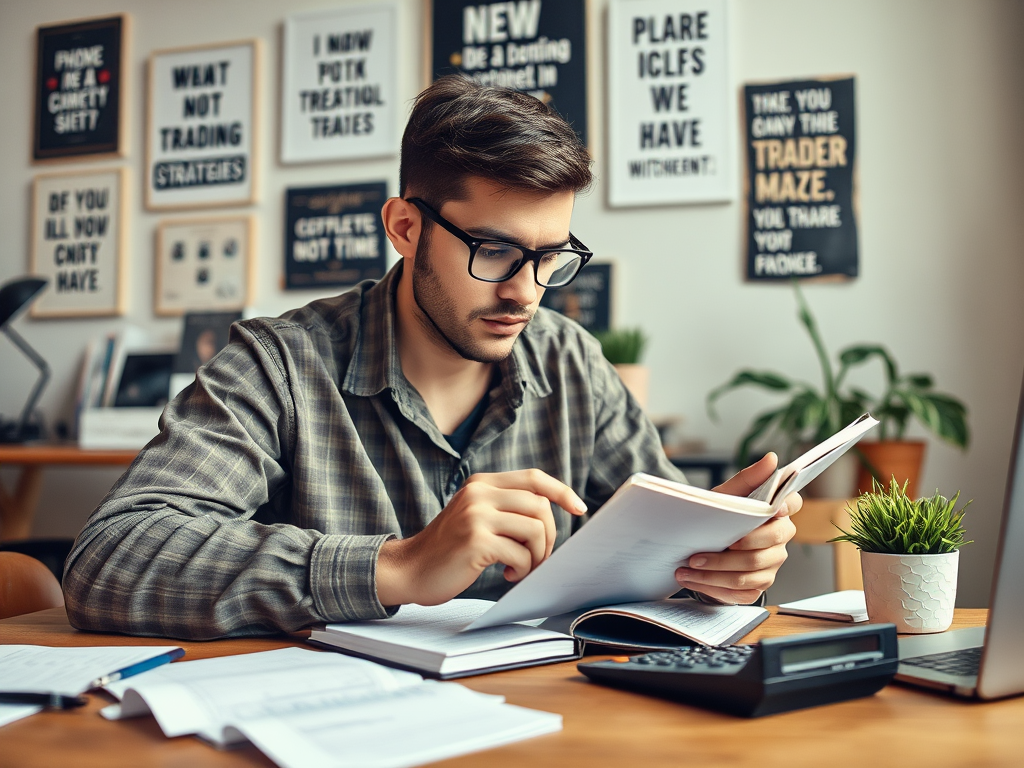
779 634 881 674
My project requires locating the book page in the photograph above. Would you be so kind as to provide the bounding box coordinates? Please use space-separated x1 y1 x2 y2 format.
102 647 421 745
778 590 868 622
573 600 768 646
0 645 182 696
326 600 570 656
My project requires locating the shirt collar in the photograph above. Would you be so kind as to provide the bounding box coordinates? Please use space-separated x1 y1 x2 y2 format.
341 260 552 402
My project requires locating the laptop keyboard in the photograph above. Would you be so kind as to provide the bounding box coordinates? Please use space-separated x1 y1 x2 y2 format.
902 646 982 677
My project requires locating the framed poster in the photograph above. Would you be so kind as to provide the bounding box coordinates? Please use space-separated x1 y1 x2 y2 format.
155 217 254 316
430 0 589 145
33 14 129 162
540 261 612 332
284 182 388 290
281 3 398 163
146 39 261 210
743 76 858 281
30 168 128 318
607 0 733 207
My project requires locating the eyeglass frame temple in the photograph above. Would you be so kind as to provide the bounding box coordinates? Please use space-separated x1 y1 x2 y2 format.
406 197 593 287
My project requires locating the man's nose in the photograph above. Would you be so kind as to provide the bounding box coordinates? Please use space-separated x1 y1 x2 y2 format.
497 260 540 306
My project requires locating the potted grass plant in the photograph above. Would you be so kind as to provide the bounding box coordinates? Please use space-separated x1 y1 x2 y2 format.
831 478 972 633
594 328 649 408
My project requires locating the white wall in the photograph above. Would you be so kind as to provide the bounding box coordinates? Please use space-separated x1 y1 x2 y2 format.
2 0 1022 607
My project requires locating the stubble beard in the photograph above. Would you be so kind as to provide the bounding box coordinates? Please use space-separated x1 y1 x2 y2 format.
411 230 533 364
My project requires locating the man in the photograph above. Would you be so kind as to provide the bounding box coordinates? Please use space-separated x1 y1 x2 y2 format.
64 76 799 639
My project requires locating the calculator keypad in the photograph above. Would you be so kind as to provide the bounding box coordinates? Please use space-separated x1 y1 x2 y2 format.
631 645 754 671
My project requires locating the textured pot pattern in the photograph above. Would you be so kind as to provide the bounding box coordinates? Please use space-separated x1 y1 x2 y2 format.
861 550 958 633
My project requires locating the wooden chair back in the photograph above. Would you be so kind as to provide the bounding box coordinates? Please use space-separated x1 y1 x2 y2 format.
791 499 863 591
0 551 64 619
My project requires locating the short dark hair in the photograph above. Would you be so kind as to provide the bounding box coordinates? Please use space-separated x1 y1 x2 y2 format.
399 75 592 205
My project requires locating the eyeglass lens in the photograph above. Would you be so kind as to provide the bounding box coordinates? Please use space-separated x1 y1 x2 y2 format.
472 243 583 287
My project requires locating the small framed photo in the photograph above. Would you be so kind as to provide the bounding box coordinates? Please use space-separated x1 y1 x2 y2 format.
33 14 130 162
146 39 261 210
30 167 128 318
155 216 254 316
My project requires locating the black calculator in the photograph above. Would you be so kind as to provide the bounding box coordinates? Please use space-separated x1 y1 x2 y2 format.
578 623 898 717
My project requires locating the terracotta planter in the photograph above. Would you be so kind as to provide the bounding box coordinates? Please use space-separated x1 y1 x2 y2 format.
614 364 649 409
856 440 926 497
861 550 958 633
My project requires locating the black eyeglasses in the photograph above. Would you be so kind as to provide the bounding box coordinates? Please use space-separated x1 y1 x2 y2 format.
407 198 592 288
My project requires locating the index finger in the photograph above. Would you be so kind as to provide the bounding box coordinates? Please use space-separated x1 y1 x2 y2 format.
467 469 588 516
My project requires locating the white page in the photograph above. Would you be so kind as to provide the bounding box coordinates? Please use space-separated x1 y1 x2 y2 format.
325 600 569 657
102 647 421 745
467 477 776 629
235 682 561 768
0 704 42 729
0 645 182 696
574 601 768 646
778 590 868 622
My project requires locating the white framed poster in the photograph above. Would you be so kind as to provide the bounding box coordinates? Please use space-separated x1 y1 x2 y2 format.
281 3 398 163
30 167 128 317
146 39 261 210
607 0 733 207
155 216 254 316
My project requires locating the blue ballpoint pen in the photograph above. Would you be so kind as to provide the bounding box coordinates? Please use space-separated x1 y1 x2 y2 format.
88 648 186 689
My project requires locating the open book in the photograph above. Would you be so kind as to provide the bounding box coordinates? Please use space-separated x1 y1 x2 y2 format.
101 647 560 768
467 413 878 629
309 598 768 679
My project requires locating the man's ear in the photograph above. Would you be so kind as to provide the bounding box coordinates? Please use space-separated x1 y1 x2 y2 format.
381 197 420 261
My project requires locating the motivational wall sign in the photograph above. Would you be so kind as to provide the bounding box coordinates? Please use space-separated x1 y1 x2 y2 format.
743 77 858 281
607 0 732 207
284 182 388 290
33 15 128 161
146 40 260 210
31 168 126 317
281 3 398 163
431 0 589 145
539 262 612 332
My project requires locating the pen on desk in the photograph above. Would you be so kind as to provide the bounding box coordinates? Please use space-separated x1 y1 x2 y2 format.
0 692 87 710
89 647 186 689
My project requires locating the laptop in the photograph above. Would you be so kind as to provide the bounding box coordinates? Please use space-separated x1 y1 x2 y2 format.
895 375 1024 699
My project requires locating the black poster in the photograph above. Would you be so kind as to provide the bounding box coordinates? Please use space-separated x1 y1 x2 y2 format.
540 261 611 332
284 182 388 290
34 16 124 160
431 0 588 145
744 77 857 281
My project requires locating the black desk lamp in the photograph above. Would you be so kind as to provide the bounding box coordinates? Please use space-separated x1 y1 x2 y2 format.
0 277 50 442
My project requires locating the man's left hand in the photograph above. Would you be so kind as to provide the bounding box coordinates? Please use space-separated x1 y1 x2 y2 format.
674 452 801 605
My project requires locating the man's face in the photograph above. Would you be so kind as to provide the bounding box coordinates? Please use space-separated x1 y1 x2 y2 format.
410 177 575 363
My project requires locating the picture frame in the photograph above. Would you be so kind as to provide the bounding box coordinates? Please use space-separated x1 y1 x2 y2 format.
427 0 590 146
281 2 399 164
33 14 130 162
154 216 255 316
30 167 128 318
539 261 613 333
146 39 261 210
606 0 734 207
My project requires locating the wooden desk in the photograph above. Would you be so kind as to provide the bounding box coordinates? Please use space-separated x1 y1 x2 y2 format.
1 607 1016 768
0 445 137 540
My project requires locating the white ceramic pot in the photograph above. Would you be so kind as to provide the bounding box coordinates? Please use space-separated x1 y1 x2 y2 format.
860 550 959 633
614 364 649 410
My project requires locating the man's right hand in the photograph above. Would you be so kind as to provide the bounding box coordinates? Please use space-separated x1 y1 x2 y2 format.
375 469 588 607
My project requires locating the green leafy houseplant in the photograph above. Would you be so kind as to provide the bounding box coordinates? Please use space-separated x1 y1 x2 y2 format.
706 282 970 465
594 328 647 365
830 478 973 555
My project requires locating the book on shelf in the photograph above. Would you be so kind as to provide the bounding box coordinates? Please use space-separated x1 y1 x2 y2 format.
309 598 768 679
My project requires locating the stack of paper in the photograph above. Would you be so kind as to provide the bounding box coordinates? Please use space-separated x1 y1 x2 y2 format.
102 647 561 768
777 591 869 623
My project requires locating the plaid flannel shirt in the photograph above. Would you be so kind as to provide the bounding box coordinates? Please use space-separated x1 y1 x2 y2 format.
64 263 685 639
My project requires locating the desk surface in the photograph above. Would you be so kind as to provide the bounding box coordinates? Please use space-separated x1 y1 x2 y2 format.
1 607 1016 768
0 444 139 465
